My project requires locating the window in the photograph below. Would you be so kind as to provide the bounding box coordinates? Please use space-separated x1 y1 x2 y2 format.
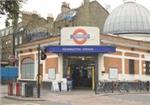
5 29 9 35
15 37 18 45
57 26 61 33
9 28 13 34
6 40 9 45
1 31 4 36
145 61 150 75
21 58 34 79
19 36 22 44
65 25 69 27
5 40 11 46
129 59 135 74
8 39 11 44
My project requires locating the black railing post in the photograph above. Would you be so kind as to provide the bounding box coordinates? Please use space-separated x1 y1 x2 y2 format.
37 44 41 98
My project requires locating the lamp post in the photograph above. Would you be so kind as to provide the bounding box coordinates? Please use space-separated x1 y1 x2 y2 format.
37 44 41 98
37 44 47 98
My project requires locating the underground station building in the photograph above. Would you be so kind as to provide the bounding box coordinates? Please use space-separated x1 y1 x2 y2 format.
17 1 150 90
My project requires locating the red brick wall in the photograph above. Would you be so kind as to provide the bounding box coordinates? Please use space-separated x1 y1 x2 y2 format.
45 57 58 74
104 57 122 73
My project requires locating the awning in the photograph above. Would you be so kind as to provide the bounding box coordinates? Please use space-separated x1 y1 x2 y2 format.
44 45 116 54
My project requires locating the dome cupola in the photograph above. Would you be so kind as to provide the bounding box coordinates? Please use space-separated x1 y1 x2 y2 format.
103 1 150 35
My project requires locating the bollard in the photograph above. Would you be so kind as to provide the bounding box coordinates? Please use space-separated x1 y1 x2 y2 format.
13 83 16 96
58 82 61 92
8 82 13 96
21 83 26 97
16 83 20 96
146 81 150 92
112 81 114 93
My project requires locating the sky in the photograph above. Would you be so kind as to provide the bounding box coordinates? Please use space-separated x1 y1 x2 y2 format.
0 0 150 29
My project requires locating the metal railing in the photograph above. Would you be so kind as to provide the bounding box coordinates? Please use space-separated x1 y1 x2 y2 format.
95 80 150 94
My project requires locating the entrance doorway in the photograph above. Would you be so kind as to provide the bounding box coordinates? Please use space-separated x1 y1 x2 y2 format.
63 55 98 90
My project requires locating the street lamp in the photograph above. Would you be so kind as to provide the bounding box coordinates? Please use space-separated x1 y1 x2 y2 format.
37 44 47 98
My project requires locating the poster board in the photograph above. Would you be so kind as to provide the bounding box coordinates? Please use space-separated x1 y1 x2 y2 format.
48 68 56 80
51 81 59 92
109 68 118 80
61 78 67 91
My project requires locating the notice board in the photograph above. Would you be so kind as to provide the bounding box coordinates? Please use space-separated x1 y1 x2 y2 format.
109 68 118 80
48 68 56 80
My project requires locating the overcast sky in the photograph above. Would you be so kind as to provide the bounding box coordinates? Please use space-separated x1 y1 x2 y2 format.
0 0 150 29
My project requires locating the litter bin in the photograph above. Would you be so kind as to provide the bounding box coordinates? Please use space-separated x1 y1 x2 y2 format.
25 84 33 97
21 83 26 96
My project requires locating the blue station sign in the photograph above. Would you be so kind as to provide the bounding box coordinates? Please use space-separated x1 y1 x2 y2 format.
45 45 116 54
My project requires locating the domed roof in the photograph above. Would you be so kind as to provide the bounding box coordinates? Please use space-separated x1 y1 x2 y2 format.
103 1 150 34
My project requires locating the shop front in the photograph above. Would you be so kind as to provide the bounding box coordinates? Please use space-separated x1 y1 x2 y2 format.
44 45 116 90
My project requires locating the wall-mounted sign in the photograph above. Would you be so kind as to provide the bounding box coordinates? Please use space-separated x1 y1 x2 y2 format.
48 68 56 80
61 26 100 45
109 68 118 80
45 45 116 54
144 54 150 61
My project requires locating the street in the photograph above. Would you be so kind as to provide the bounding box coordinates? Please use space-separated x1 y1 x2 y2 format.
1 92 150 105
1 85 150 105
1 98 66 105
109 94 150 104
1 94 150 105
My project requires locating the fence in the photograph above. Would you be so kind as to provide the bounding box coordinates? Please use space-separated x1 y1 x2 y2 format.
95 80 150 94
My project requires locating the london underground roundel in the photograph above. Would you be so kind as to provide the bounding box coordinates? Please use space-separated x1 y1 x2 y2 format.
71 28 90 45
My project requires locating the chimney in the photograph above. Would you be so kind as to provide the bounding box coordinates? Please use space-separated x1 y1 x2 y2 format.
32 10 41 17
47 14 54 23
61 2 70 13
84 0 90 4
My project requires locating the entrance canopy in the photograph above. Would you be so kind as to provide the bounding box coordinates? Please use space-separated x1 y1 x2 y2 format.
45 45 116 54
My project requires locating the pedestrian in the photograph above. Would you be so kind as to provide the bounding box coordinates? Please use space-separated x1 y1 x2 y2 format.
66 74 72 91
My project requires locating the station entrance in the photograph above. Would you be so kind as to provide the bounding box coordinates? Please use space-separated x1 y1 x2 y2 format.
63 55 98 90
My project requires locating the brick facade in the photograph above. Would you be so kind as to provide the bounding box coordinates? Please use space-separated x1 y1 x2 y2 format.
45 57 58 74
104 57 122 74
17 34 150 81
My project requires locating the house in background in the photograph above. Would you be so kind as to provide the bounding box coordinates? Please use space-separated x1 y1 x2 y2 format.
0 0 109 66
53 0 109 34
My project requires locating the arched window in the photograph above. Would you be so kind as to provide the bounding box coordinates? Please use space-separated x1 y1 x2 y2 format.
21 58 34 79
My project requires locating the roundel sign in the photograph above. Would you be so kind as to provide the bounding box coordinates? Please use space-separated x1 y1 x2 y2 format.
61 26 100 45
71 28 90 45
8 55 18 63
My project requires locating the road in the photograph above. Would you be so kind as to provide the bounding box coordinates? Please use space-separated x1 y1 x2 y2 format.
109 94 150 104
1 85 150 105
1 98 67 105
1 93 150 105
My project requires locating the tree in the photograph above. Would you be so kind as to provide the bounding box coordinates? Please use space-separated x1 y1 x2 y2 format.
0 0 24 27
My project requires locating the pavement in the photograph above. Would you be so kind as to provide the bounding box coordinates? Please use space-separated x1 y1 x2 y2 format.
0 84 46 101
1 85 150 105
